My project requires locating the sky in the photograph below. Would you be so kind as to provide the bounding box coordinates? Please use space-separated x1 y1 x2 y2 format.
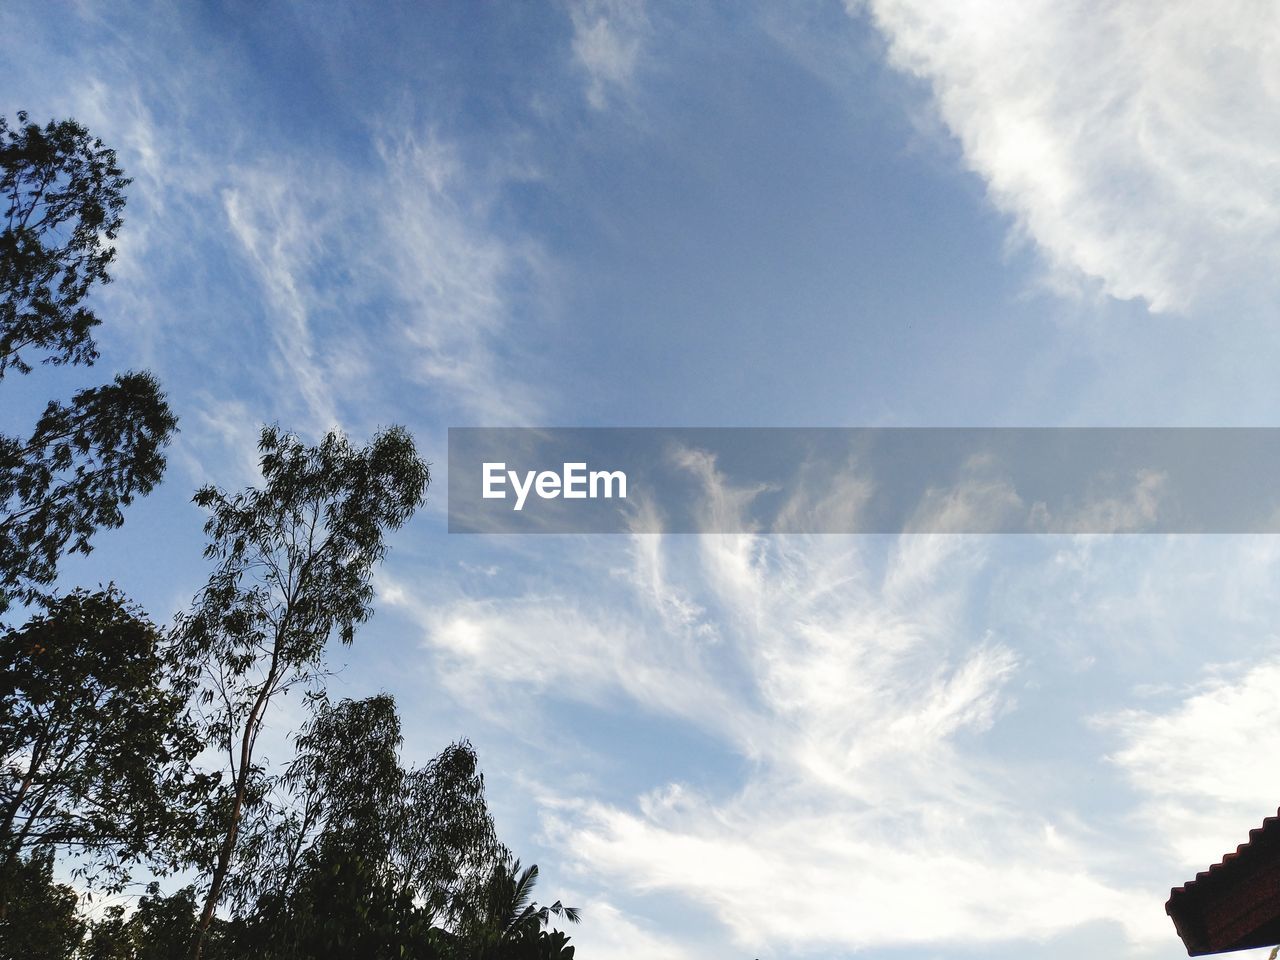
5 1 1280 957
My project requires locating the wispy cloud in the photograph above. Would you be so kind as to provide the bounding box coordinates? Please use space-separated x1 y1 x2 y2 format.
2 2 551 489
222 172 345 432
550 788 1158 950
218 129 552 433
569 0 649 110
372 135 549 424
858 0 1280 312
387 468 1182 952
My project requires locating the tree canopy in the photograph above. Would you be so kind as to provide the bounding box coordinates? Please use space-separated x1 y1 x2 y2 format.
0 372 177 614
0 113 583 960
0 112 128 376
0 112 176 616
0 588 208 909
178 425 430 957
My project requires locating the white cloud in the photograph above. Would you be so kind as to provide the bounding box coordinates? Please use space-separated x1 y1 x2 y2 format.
552 791 1160 950
176 395 268 488
383 583 759 748
372 136 549 424
517 529 1170 952
559 900 697 960
222 174 344 432
1103 658 1280 868
391 468 1182 952
858 0 1280 312
570 0 648 110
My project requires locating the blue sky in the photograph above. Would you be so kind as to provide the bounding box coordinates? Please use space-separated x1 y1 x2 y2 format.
6 1 1280 957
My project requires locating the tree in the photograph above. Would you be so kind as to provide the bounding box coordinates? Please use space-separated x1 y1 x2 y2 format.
178 425 429 958
0 372 178 614
240 694 406 908
75 695 519 960
456 859 580 960
82 884 217 960
0 113 177 615
0 112 127 376
60 689 574 960
0 848 84 959
0 588 208 914
399 735 508 927
234 695 504 959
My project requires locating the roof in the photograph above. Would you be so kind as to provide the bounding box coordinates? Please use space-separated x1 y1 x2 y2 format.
1167 808 1280 955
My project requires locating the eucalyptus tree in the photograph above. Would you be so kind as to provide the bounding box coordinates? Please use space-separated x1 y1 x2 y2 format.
0 372 178 614
82 884 224 960
178 425 429 958
230 694 504 959
226 692 408 937
0 111 127 376
0 113 176 615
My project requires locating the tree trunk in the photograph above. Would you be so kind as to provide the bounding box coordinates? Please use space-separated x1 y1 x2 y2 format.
190 663 278 960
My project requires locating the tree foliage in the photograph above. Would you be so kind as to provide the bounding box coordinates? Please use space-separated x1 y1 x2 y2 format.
233 695 506 958
82 884 204 960
0 438 582 958
0 849 84 959
0 112 128 376
0 588 208 911
177 425 430 956
0 113 176 616
0 372 177 613
454 859 580 960
70 693 580 960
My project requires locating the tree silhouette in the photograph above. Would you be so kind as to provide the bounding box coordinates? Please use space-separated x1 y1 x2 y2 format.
0 113 176 615
0 848 83 958
0 112 127 376
456 859 581 959
0 588 208 911
0 373 177 614
177 425 429 958
234 695 502 931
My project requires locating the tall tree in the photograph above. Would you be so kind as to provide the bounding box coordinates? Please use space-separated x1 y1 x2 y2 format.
177 425 429 958
0 588 208 912
399 733 508 927
0 113 177 615
228 693 408 924
82 884 217 960
227 695 503 959
0 111 127 376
